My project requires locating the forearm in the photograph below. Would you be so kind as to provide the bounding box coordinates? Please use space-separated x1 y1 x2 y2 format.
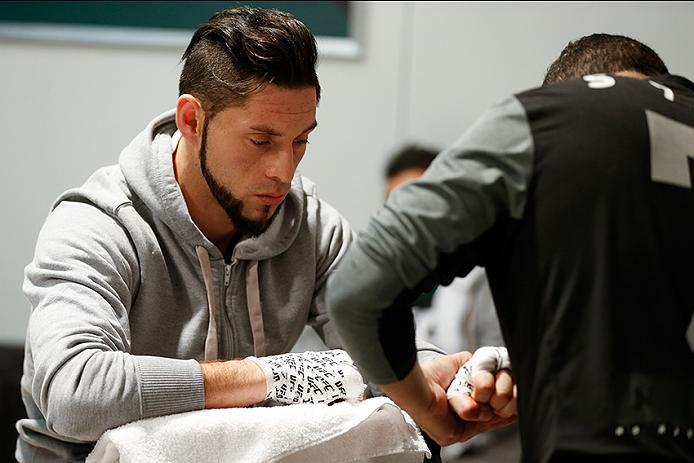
32 349 204 441
200 358 267 408
327 98 533 386
380 362 433 416
379 352 516 446
379 358 466 446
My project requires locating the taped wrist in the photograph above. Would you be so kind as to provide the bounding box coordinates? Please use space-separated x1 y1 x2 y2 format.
247 349 366 405
447 346 511 398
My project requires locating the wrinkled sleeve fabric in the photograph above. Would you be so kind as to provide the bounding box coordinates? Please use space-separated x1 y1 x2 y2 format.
307 198 357 350
326 96 535 384
23 201 204 442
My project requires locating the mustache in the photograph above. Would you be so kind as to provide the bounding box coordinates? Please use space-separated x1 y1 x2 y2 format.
255 182 291 196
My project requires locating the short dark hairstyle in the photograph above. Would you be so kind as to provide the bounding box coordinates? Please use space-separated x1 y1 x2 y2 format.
180 6 321 119
385 145 440 179
543 33 668 86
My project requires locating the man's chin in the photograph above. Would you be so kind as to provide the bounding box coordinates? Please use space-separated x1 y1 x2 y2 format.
244 205 277 222
235 205 280 237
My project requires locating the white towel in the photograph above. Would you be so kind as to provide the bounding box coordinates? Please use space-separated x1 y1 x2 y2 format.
86 397 431 463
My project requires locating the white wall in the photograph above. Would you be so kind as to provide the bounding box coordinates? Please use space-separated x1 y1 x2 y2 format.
403 2 694 148
1 2 692 344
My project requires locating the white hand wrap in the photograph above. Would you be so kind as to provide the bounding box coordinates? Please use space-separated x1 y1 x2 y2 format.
446 346 511 399
247 349 366 405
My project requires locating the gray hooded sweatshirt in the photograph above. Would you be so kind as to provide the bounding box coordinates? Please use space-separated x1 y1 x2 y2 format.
16 110 354 461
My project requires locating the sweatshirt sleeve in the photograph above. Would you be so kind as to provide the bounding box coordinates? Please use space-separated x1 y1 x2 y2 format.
326 96 534 385
306 198 356 350
23 201 204 442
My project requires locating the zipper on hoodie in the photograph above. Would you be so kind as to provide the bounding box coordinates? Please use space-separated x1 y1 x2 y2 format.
224 263 232 287
221 260 236 359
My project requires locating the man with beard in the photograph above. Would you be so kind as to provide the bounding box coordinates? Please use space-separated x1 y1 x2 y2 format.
19 7 516 462
16 7 341 462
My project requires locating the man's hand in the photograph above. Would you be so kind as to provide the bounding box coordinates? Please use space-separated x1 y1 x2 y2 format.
447 346 517 421
381 352 516 446
247 349 366 405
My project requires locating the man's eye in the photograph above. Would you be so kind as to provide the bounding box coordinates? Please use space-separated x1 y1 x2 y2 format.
251 139 270 146
294 139 309 145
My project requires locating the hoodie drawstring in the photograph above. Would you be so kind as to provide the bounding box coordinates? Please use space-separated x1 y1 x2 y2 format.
195 246 219 360
245 260 266 357
195 246 266 359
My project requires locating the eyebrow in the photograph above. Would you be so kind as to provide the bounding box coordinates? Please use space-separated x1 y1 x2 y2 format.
249 121 318 137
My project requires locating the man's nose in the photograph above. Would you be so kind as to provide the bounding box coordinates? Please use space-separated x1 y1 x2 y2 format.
266 145 296 184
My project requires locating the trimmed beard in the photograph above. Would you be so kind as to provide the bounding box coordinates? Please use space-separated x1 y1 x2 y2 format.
199 119 280 238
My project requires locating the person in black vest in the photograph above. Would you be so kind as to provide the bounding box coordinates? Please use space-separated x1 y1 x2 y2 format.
327 33 694 462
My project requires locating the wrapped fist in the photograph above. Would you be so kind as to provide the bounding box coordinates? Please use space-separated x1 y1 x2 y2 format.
247 349 366 405
447 346 511 399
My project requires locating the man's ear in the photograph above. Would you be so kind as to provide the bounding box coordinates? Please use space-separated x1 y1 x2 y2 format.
175 94 205 146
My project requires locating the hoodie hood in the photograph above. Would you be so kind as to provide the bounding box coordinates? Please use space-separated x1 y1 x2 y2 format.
118 109 309 262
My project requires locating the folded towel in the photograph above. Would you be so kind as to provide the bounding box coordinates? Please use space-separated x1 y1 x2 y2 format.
86 397 431 463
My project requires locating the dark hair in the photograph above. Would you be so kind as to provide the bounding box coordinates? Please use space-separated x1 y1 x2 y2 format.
385 145 440 179
543 33 668 86
179 6 321 119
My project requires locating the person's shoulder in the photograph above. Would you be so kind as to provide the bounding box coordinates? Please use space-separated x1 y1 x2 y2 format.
513 77 586 107
515 73 679 104
54 164 133 217
46 198 131 241
652 74 694 93
512 74 653 125
33 198 138 275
